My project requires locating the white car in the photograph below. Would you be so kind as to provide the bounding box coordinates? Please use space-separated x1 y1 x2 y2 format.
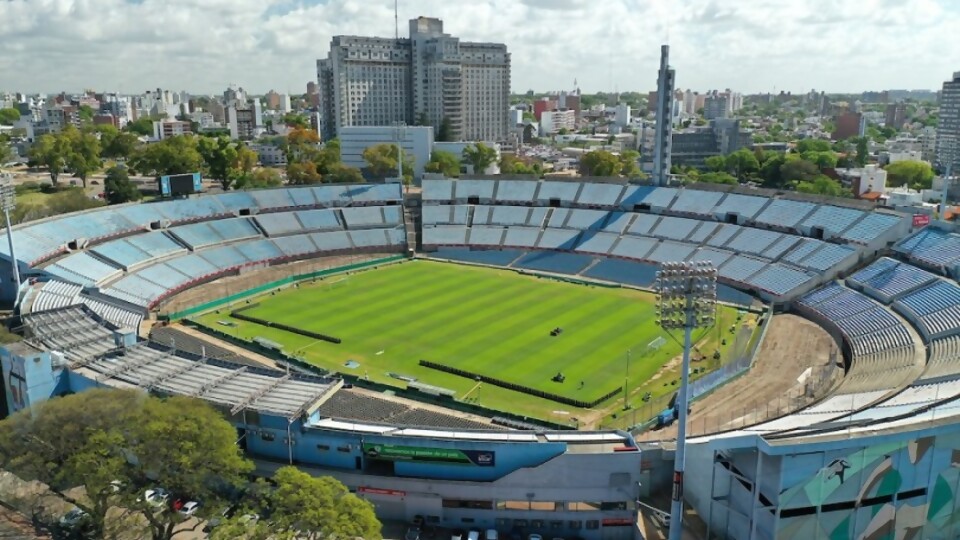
238 513 260 526
141 488 170 507
178 501 201 517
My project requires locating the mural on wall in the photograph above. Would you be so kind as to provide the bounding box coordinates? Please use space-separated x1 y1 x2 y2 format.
776 432 960 540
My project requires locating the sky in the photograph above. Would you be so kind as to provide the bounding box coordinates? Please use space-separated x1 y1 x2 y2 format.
0 0 958 96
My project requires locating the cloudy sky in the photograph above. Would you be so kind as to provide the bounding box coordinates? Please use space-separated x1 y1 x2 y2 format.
1 0 957 96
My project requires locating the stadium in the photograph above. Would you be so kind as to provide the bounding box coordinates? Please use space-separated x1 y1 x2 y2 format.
3 177 960 539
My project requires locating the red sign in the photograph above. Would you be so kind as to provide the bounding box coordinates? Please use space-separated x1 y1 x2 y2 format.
601 518 635 527
913 214 931 227
357 486 406 497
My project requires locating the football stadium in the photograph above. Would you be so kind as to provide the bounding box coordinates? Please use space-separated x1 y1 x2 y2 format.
4 177 960 539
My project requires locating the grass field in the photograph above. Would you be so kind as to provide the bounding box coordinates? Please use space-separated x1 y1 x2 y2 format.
195 260 753 424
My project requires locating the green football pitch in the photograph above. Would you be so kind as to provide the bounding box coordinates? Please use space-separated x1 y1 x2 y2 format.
194 260 749 422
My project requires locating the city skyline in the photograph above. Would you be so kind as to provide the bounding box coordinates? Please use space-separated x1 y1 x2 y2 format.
1 0 958 96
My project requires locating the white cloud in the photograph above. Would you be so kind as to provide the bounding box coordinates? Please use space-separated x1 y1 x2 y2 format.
0 0 957 95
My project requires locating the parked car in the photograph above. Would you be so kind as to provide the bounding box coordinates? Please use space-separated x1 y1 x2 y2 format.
405 526 421 540
59 508 88 527
140 488 170 507
178 501 201 517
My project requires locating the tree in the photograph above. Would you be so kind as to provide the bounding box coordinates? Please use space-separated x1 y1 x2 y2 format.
779 158 820 184
287 161 323 185
699 171 738 185
104 165 142 204
579 150 622 176
886 160 935 189
619 150 641 178
0 141 12 167
282 113 308 129
98 126 140 161
804 150 839 170
704 155 727 172
213 467 381 540
129 135 204 178
795 139 832 154
198 136 238 189
725 148 760 180
125 117 155 137
855 137 869 167
363 143 413 183
0 389 253 540
424 150 461 177
78 105 95 123
0 107 20 125
461 143 497 174
324 163 364 183
759 153 787 188
235 168 283 190
437 117 454 142
29 131 73 185
65 127 102 188
796 175 848 197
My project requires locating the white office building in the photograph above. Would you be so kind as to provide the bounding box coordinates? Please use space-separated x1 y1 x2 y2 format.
317 17 510 143
936 71 960 168
339 126 434 180
539 109 576 136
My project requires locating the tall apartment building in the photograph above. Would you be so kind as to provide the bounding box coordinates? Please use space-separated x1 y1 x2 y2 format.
885 101 907 130
316 17 510 143
703 94 728 120
936 71 960 169
651 45 675 186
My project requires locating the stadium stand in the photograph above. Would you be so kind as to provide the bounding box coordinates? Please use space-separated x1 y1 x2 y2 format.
895 226 960 274
710 193 770 221
23 306 118 363
753 199 818 229
494 180 538 203
536 181 581 205
514 252 595 275
43 252 123 287
432 248 526 267
317 390 495 430
576 182 624 207
799 205 865 238
31 280 82 312
669 189 724 217
91 232 187 271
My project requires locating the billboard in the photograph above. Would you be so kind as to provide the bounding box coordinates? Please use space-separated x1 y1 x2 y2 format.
362 443 495 467
913 214 931 228
159 172 202 196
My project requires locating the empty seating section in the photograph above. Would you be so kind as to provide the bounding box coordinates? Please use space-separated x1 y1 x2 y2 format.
92 232 186 270
896 281 960 340
273 235 318 257
718 255 768 283
627 213 661 236
583 258 658 287
469 226 505 246
514 252 594 275
214 192 257 212
494 180 537 202
489 206 536 226
652 216 701 241
705 224 742 248
611 236 657 260
45 252 122 286
895 228 960 271
345 183 399 204
576 183 623 207
171 218 260 249
502 227 541 248
685 222 720 243
81 296 143 330
689 247 734 267
537 228 580 250
422 179 454 201
295 209 342 231
235 239 284 262
848 258 939 302
536 181 580 204
711 194 770 220
783 241 856 272
725 228 783 256
761 235 801 259
800 205 865 236
455 179 495 200
433 248 525 267
926 336 960 379
349 229 390 248
602 212 632 234
670 189 724 216
423 226 468 246
647 241 697 264
422 205 457 225
310 185 351 206
250 189 295 210
841 213 902 244
341 206 387 229
254 212 303 236
632 186 677 211
309 231 352 251
560 208 610 230
576 232 620 255
31 280 82 312
746 264 812 297
754 199 817 229
317 390 493 429
382 205 402 225
199 245 249 269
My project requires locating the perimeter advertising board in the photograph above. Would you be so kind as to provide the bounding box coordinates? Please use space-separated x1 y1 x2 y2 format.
362 443 495 467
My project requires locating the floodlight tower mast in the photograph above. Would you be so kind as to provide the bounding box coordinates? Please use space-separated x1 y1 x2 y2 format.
655 261 717 540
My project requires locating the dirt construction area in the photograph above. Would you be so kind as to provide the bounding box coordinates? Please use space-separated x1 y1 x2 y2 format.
637 314 843 441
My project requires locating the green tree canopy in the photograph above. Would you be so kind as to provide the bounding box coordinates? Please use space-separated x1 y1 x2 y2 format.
619 150 642 178
886 160 935 190
0 389 253 540
424 150 461 177
779 157 820 184
363 143 413 183
437 117 454 142
235 168 284 190
65 127 102 188
282 112 308 129
579 150 622 176
0 108 20 125
796 175 848 197
795 139 832 154
725 148 760 180
325 162 365 183
125 117 156 136
461 143 497 174
704 155 727 172
855 137 869 167
104 165 142 204
129 135 204 178
287 161 323 185
699 171 738 185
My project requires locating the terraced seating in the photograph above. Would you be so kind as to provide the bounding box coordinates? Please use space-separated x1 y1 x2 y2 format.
800 205 865 237
422 179 454 201
91 232 187 270
23 307 117 363
514 252 594 275
494 180 538 203
894 227 960 272
454 179 495 200
535 181 580 205
651 216 701 242
341 206 387 229
575 232 619 255
537 228 580 250
621 186 677 211
558 208 610 230
170 218 261 249
576 182 624 207
309 231 352 251
840 212 903 245
423 226 468 246
254 212 303 236
848 257 939 303
285 209 343 233
582 258 658 287
469 226 506 246
925 335 960 379
746 264 812 297
754 199 818 229
711 193 770 221
718 255 768 284
782 241 857 272
44 252 122 286
272 235 319 257
344 183 400 204
646 241 697 263
250 189 296 210
31 280 82 312
81 296 143 330
388 408 493 430
669 189 724 217
610 236 658 261
433 248 525 267
725 228 783 256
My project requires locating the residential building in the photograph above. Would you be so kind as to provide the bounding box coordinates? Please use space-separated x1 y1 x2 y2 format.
670 119 751 169
920 126 937 162
539 109 576 135
852 164 888 196
614 103 631 127
339 125 434 180
92 114 118 128
533 98 558 122
317 17 510 143
832 112 866 140
509 108 523 126
190 111 215 130
208 101 227 124
935 71 960 169
152 120 192 140
249 143 287 167
280 94 292 113
885 102 907 130
265 90 281 110
224 85 246 105
703 94 728 120
227 105 258 140
558 91 581 121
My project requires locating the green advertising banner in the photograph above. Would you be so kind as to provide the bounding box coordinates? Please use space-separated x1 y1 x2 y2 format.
362 443 495 467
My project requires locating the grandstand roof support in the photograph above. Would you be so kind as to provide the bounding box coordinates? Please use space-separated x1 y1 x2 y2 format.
193 367 248 398
288 378 343 422
142 354 206 390
94 347 166 382
230 374 291 415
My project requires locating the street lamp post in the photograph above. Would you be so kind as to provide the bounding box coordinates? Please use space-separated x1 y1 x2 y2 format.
0 175 21 297
655 261 717 540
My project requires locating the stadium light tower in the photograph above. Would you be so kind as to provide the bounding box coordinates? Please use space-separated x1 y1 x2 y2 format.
655 261 717 540
0 174 21 296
